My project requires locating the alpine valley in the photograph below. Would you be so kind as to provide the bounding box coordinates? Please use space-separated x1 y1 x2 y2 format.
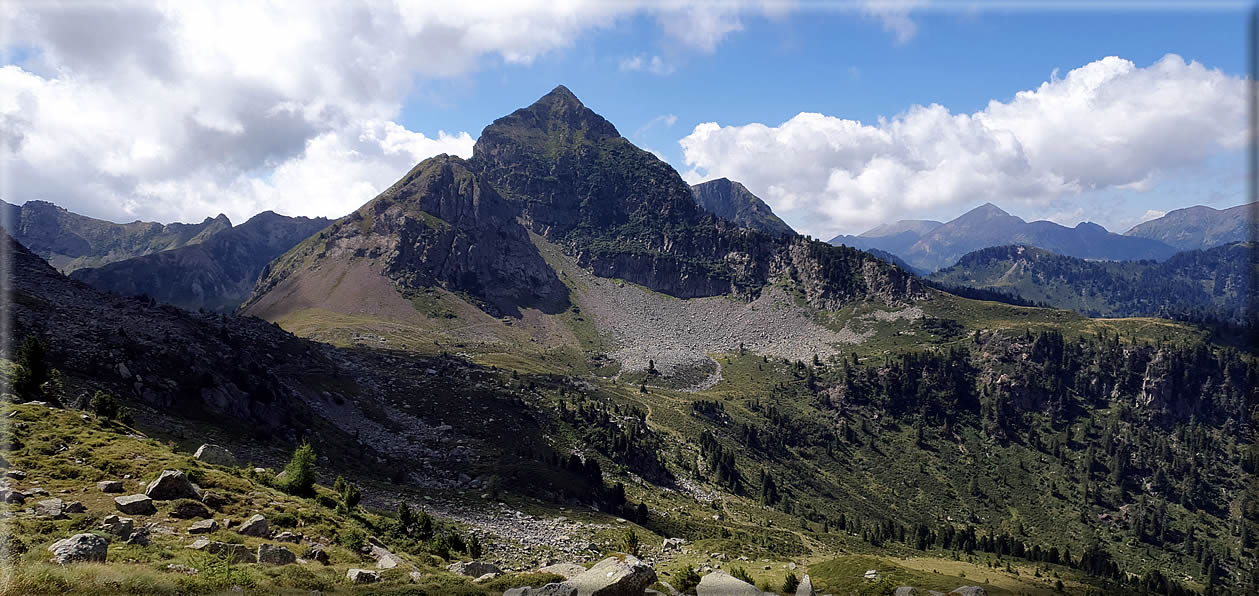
1 87 1255 596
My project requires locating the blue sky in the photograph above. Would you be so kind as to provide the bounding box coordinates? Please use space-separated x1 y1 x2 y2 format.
1 2 1250 237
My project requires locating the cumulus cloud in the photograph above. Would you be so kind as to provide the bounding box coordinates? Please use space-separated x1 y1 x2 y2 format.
859 0 927 44
679 54 1246 237
1137 209 1168 224
0 0 783 224
620 55 676 76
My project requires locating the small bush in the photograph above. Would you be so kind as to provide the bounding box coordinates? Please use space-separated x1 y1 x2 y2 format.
338 528 366 552
278 443 317 496
730 566 754 584
270 512 297 528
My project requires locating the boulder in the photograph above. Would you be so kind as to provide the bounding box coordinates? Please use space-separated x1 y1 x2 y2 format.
304 545 330 565
6 469 26 480
114 494 156 515
539 562 588 579
236 514 269 537
166 564 199 575
892 588 917 596
24 487 48 497
48 533 108 564
408 571 425 583
258 543 297 565
567 555 657 596
36 497 66 519
506 585 579 596
0 489 25 504
372 544 407 569
169 500 212 519
274 531 302 543
188 519 218 534
100 515 135 539
950 588 986 596
661 537 686 551
193 444 237 466
448 561 503 577
145 470 201 501
696 570 763 596
188 538 256 563
346 568 380 584
474 572 501 583
97 480 124 493
124 526 151 546
796 574 816 596
65 501 86 514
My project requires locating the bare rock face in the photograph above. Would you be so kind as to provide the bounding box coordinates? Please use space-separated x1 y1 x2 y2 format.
696 570 764 596
566 555 657 596
346 568 380 584
193 444 237 466
257 544 297 565
145 470 202 501
237 514 269 537
48 533 108 564
114 494 156 515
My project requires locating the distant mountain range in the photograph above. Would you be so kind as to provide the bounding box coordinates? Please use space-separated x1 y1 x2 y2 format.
690 178 795 237
1123 203 1253 251
69 211 329 312
0 199 230 272
928 242 1253 324
831 202 1251 272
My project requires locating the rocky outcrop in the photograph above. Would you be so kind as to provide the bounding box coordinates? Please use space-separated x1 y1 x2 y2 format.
36 497 66 519
566 555 656 596
257 544 297 565
692 178 794 237
47 533 109 564
346 568 380 584
237 514 269 537
696 571 764 596
145 470 202 501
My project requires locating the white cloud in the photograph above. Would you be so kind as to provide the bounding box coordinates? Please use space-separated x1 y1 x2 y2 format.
619 55 676 75
679 54 1246 237
1137 209 1167 224
859 0 927 45
0 0 783 224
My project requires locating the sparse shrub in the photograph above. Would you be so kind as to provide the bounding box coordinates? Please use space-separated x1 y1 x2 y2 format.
278 442 317 496
621 528 640 557
783 571 799 593
270 512 297 528
338 528 366 552
675 565 700 593
316 493 339 509
730 566 754 584
467 534 482 559
338 482 361 513
447 532 466 554
89 390 121 420
430 534 451 560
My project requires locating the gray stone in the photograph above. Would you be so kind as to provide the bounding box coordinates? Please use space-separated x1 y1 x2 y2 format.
24 487 48 497
114 494 156 515
273 531 302 543
236 514 268 537
346 568 380 584
0 454 8 468
448 560 503 577
6 470 26 480
506 584 579 596
258 543 297 565
372 544 406 569
193 444 237 466
408 570 424 583
539 563 587 579
188 519 218 534
36 497 66 519
474 572 501 583
166 564 199 575
101 515 135 539
65 501 86 514
304 545 330 565
48 533 108 564
145 470 201 501
0 489 25 504
97 480 124 493
661 537 686 551
188 538 256 563
169 500 212 519
697 570 764 596
950 588 986 596
893 589 918 596
796 574 816 596
567 555 657 596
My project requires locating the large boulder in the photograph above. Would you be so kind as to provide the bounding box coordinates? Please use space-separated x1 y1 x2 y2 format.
188 519 218 534
372 544 407 569
448 561 503 577
950 588 986 596
145 470 202 501
193 444 237 466
114 494 156 515
892 588 918 596
48 533 109 564
346 568 380 584
0 489 25 504
236 514 269 537
304 545 330 565
169 499 212 519
506 584 579 596
100 515 135 540
540 563 588 579
796 574 816 596
97 480 124 493
567 555 657 596
188 538 256 563
258 544 297 565
696 570 764 596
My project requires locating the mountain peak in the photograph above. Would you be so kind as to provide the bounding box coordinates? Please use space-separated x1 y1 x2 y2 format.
969 202 1010 217
475 85 619 153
